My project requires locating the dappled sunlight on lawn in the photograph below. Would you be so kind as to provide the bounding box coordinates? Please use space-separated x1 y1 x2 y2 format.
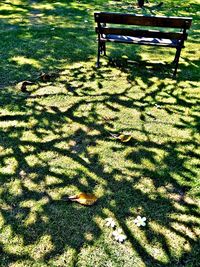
0 0 200 266
1 62 200 266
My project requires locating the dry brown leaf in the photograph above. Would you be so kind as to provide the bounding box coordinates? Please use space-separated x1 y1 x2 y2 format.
102 116 115 122
39 72 51 82
68 193 97 206
21 81 35 92
108 131 131 143
39 72 59 82
118 134 132 143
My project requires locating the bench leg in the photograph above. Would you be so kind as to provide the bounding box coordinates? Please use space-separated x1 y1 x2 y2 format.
173 48 181 77
96 40 101 68
103 42 106 56
96 41 106 67
173 47 180 63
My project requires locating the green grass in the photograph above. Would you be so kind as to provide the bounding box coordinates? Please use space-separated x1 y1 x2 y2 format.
0 0 200 266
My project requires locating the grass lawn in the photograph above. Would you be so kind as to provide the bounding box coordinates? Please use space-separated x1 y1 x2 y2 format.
0 0 200 266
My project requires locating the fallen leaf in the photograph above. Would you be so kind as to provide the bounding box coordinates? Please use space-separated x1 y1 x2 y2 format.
21 81 35 92
118 134 132 142
39 72 51 82
102 116 115 121
68 193 97 206
108 131 132 143
39 72 58 82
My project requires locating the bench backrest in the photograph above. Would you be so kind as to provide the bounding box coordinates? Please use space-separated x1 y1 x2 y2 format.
94 12 192 29
94 12 192 41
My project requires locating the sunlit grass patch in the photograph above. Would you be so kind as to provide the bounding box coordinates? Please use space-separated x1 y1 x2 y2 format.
0 0 200 266
10 56 42 69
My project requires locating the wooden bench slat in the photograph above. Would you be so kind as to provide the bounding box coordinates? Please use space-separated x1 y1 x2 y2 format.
96 27 187 41
100 34 179 47
94 12 192 29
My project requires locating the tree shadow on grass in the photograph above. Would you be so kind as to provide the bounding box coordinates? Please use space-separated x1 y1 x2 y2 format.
0 0 200 266
0 60 200 266
0 0 97 88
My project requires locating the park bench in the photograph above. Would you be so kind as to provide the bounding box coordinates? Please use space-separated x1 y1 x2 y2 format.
94 12 192 76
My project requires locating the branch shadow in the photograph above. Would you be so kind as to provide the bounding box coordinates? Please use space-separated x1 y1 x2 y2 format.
0 0 200 266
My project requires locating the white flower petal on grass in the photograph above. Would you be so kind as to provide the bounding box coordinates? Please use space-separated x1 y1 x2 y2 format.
105 218 116 228
112 228 127 243
118 234 127 242
134 216 147 227
19 170 26 178
112 228 122 236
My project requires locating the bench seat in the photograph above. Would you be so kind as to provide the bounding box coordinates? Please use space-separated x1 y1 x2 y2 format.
101 34 180 47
